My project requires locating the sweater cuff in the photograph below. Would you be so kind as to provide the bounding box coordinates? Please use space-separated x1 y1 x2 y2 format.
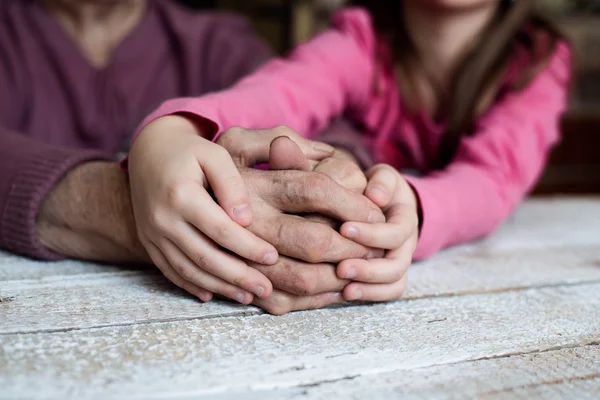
1 148 112 260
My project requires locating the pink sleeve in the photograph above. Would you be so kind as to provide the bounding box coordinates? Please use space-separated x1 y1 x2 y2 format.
406 42 572 260
134 8 376 142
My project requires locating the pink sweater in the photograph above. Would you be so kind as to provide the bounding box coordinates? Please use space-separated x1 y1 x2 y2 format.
136 8 572 260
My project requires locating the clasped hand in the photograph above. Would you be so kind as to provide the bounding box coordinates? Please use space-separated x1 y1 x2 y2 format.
128 116 419 314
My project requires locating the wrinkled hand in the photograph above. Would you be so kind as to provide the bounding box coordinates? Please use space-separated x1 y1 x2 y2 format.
217 128 385 314
337 164 420 302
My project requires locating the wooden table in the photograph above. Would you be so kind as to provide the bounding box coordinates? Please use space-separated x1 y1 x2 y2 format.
1 197 600 399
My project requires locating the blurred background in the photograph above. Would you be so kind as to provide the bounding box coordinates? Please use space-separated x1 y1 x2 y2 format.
179 0 600 194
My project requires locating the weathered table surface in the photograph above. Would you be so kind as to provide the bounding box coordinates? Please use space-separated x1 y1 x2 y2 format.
1 197 600 399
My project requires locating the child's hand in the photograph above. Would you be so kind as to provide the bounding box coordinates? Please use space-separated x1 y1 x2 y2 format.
128 116 279 304
337 164 420 302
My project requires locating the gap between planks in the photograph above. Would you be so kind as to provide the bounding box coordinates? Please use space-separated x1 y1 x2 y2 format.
2 246 600 335
204 344 600 400
1 282 599 398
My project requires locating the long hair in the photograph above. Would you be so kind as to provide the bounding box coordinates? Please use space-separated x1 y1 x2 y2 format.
351 0 567 166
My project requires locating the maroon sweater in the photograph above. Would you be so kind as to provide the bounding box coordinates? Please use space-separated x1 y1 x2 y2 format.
0 0 276 259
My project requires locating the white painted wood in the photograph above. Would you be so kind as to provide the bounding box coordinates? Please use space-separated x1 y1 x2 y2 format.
1 197 598 283
0 251 147 282
2 243 600 334
211 346 600 400
2 197 599 334
1 283 599 399
0 274 256 334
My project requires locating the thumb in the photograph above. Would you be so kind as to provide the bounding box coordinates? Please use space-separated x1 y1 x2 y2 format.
269 136 311 171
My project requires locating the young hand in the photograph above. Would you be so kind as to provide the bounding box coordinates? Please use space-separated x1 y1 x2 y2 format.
128 116 282 305
337 164 420 302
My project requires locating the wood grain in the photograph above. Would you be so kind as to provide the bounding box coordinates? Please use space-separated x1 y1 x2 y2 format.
2 197 599 334
210 346 600 400
2 283 599 398
2 242 600 335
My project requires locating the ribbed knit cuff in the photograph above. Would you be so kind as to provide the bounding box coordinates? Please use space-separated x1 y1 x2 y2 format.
1 148 112 260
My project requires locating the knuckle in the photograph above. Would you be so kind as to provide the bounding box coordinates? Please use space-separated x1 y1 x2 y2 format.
213 222 232 242
231 272 248 289
172 262 194 283
294 270 319 296
148 209 168 231
164 183 190 209
302 228 334 263
220 126 243 143
304 174 333 203
191 251 210 270
274 125 298 138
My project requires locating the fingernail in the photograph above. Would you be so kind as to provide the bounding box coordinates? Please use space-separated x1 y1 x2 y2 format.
234 292 245 303
367 249 377 259
232 204 252 221
311 141 335 154
252 286 265 297
345 225 358 239
344 267 357 279
262 251 278 264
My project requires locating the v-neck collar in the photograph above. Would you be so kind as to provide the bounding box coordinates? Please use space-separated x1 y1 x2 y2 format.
28 0 156 76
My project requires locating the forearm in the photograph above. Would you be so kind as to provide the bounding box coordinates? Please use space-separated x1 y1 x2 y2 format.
37 162 148 263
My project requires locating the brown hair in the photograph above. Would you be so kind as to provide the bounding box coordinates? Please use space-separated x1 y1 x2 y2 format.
351 0 567 166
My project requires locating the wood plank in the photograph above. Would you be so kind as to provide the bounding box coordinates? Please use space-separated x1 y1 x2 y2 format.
210 346 600 400
2 241 600 334
0 251 148 282
2 198 599 334
1 283 599 398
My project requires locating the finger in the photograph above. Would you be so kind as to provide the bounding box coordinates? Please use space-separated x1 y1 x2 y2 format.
365 164 398 208
253 213 371 263
200 146 253 226
269 136 311 171
218 126 334 167
180 186 278 265
314 156 366 193
303 213 340 229
252 290 344 316
343 274 408 302
336 243 413 283
167 223 273 299
144 241 213 302
248 255 348 296
159 238 257 304
339 204 418 249
262 170 385 224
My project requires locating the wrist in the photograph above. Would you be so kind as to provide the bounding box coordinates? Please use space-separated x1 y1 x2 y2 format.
37 162 147 262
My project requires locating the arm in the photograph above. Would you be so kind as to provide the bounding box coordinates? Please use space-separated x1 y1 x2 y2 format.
0 127 123 260
133 8 376 143
405 43 572 260
37 161 148 263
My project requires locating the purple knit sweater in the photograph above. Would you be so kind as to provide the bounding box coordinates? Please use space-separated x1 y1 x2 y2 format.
0 0 275 259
